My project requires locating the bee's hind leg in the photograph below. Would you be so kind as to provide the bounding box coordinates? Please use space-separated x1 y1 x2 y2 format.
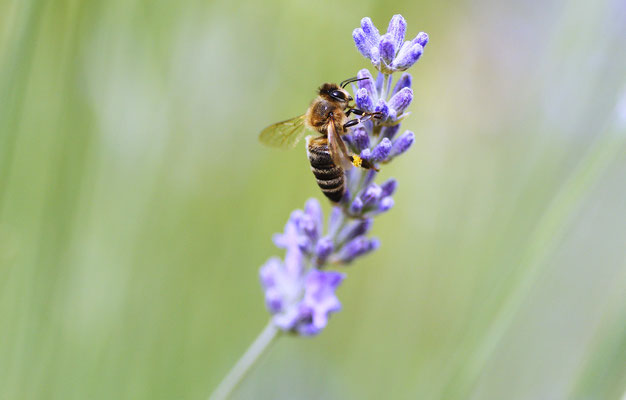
350 154 380 172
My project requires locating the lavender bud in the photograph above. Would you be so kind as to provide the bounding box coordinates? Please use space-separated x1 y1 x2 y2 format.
391 43 423 71
339 218 373 243
392 72 412 96
361 184 382 206
296 270 345 335
387 14 407 52
381 178 398 197
341 133 355 150
387 108 398 122
328 206 343 235
355 88 374 112
375 70 385 94
374 99 389 121
339 237 380 263
315 237 334 261
413 31 429 47
360 148 372 161
352 127 370 151
259 258 290 314
341 187 351 203
273 219 307 252
360 17 381 48
259 257 281 287
265 290 283 313
372 138 392 162
390 131 415 158
304 198 322 229
352 28 372 59
349 196 363 214
357 68 376 97
369 47 381 69
378 196 394 213
381 124 401 140
363 169 377 188
379 33 396 65
388 87 413 114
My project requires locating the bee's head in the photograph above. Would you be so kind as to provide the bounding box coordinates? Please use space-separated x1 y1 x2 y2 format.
319 83 352 105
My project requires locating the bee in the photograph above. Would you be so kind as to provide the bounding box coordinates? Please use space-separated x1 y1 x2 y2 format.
259 77 381 202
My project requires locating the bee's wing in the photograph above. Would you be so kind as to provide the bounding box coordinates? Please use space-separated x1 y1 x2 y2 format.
327 119 354 171
259 115 309 149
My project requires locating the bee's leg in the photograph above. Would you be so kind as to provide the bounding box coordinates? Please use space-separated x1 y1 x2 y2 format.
345 108 365 117
350 154 380 171
343 111 384 130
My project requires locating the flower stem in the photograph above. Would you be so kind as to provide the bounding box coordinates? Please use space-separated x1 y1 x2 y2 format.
209 321 280 400
384 73 392 100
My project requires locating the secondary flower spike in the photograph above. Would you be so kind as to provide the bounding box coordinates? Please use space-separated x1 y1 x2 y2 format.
259 14 428 336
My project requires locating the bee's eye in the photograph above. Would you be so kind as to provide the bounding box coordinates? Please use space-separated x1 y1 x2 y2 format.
330 90 346 101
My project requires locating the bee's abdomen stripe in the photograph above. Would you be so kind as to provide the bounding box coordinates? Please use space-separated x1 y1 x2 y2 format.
322 186 344 202
308 148 333 167
311 166 342 180
307 141 345 203
316 176 343 189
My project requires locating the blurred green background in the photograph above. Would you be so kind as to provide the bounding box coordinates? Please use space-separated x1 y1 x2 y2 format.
1 0 625 399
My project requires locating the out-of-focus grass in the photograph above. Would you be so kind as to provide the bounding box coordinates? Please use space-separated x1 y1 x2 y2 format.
0 0 625 399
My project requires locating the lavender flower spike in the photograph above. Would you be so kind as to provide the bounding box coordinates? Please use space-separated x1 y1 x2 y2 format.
353 14 427 73
258 14 428 337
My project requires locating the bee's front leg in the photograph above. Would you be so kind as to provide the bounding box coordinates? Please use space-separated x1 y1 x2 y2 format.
343 111 384 130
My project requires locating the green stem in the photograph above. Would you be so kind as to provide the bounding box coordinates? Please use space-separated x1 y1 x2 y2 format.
209 321 280 400
384 73 393 100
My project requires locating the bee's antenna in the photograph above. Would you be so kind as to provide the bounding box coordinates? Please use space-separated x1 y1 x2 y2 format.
340 77 368 88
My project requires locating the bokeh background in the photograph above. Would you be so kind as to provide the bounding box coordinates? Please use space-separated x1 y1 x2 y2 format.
1 0 625 399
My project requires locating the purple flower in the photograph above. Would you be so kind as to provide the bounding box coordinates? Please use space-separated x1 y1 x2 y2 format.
296 270 345 336
356 69 377 98
392 73 412 96
337 237 380 263
388 87 413 114
259 14 427 336
349 196 364 214
381 178 398 197
390 131 415 158
315 237 334 262
374 99 389 121
381 124 401 140
371 138 392 162
355 87 374 112
353 15 428 73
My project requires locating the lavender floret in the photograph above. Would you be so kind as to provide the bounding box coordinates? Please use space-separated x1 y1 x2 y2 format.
371 138 392 162
259 14 428 336
390 131 415 158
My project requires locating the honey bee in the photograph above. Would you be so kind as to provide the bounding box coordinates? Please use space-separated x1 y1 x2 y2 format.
259 77 381 202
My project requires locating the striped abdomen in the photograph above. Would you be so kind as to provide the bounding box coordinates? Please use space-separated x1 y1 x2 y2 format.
307 137 344 202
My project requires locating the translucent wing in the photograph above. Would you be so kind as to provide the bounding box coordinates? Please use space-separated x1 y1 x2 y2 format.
327 119 354 170
259 115 308 149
